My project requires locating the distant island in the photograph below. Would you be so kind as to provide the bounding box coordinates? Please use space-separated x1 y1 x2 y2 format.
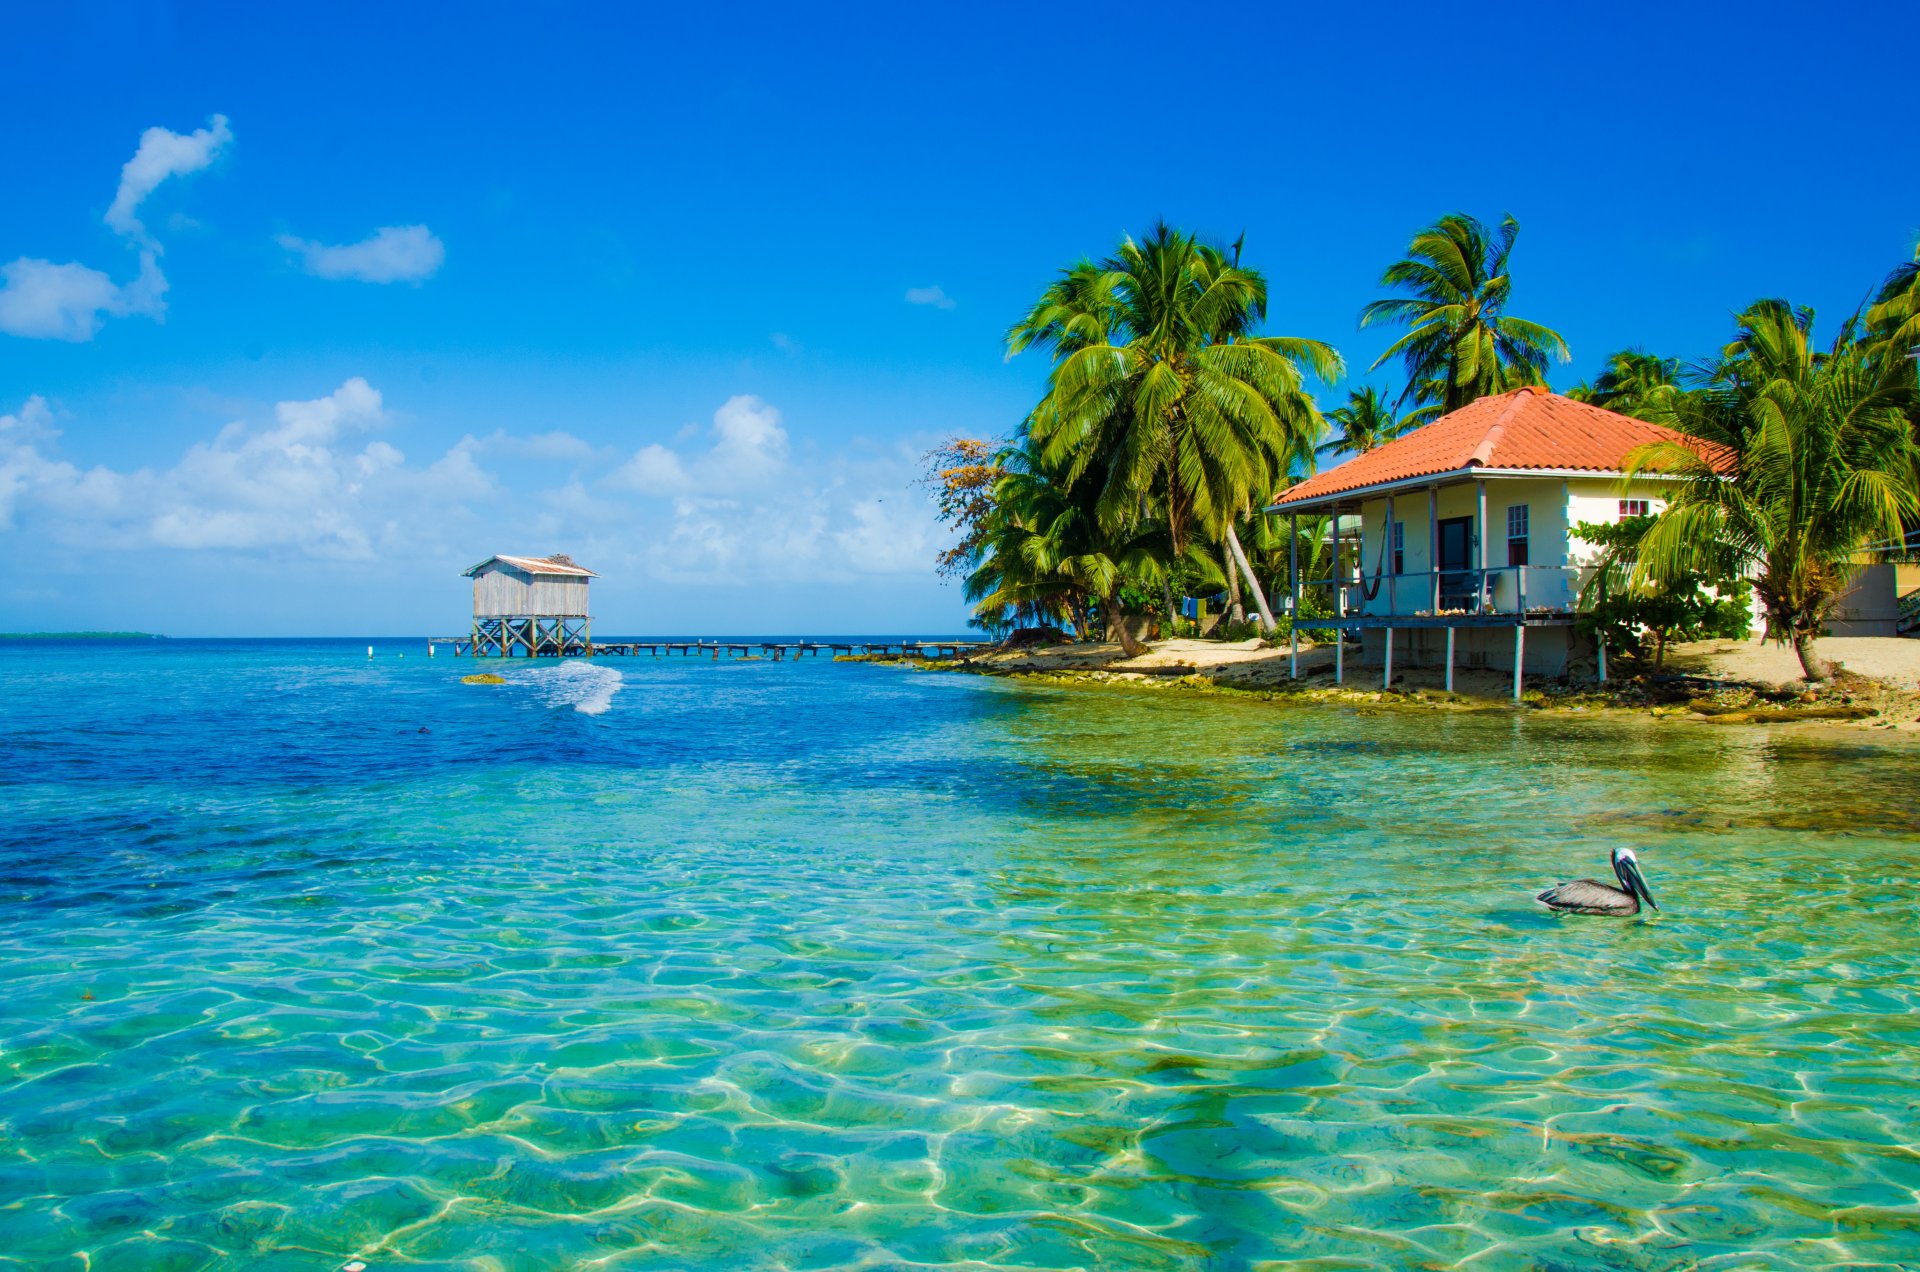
0 632 166 640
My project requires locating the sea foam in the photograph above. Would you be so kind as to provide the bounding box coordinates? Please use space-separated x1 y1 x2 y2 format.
530 660 624 715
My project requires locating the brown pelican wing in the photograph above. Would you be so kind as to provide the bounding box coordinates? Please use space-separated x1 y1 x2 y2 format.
1536 877 1640 916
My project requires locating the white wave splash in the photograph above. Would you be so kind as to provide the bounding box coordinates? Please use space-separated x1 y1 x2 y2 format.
529 661 624 715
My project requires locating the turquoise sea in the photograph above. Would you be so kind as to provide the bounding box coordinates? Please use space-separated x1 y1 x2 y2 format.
3 638 1918 1271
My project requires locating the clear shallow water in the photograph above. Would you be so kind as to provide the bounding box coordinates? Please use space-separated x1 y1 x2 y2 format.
2 639 1918 1271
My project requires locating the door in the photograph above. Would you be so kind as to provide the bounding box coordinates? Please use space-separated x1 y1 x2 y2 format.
1437 516 1474 604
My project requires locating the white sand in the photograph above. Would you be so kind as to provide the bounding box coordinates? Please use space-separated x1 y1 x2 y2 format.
1668 637 1920 690
974 633 1920 698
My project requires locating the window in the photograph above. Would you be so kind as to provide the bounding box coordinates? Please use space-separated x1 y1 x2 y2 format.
1619 498 1650 518
1506 504 1529 567
1391 521 1405 574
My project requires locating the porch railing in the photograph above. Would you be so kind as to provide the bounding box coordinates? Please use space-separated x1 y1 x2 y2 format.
1287 564 1589 621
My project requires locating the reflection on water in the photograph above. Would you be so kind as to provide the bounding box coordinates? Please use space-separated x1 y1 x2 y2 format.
1 640 1917 1270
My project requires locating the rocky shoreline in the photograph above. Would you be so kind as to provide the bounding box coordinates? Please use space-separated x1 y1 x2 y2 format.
847 639 1920 734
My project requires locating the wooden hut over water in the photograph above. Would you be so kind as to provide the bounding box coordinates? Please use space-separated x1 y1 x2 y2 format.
461 554 596 656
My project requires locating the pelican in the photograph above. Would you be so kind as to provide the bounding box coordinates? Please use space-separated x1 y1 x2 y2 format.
1537 846 1658 917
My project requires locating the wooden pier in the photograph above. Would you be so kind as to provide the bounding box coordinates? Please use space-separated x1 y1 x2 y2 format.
427 637 992 660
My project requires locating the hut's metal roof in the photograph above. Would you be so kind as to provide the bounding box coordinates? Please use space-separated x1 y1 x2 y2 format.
462 554 598 578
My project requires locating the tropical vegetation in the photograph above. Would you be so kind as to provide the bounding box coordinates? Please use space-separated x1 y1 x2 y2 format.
1573 515 1753 667
927 224 1344 650
1626 299 1920 679
1359 213 1569 423
1566 349 1681 418
927 214 1920 680
1316 386 1409 461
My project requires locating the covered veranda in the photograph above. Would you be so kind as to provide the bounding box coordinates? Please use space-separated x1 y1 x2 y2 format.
1267 474 1606 701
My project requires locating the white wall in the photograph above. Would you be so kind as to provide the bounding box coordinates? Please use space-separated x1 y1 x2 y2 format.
1565 478 1666 567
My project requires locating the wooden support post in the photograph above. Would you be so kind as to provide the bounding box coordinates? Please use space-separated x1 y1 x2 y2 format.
1334 578 1345 684
1428 485 1439 613
1513 625 1525 700
1289 513 1300 679
1476 479 1489 612
1383 627 1393 689
1386 494 1397 618
1446 627 1455 693
1597 633 1608 683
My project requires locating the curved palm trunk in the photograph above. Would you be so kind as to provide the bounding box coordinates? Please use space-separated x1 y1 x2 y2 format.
1771 590 1832 681
1224 523 1277 634
1791 627 1831 681
1104 583 1146 657
1223 544 1245 626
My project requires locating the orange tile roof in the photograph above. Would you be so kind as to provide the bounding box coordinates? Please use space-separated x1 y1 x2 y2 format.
1273 386 1728 508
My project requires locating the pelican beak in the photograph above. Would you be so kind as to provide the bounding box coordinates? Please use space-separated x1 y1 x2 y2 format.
1620 857 1658 911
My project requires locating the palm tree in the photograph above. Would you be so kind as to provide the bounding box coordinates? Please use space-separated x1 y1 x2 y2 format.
1568 349 1682 418
1866 245 1918 365
1628 300 1920 680
1360 213 1569 421
1866 249 1919 465
1009 224 1342 634
964 443 1163 655
1315 385 1410 462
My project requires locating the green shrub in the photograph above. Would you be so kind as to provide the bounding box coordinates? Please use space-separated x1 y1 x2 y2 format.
1575 516 1754 667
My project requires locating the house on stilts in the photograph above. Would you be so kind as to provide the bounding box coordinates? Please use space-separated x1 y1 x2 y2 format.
462 554 597 656
1268 386 1747 696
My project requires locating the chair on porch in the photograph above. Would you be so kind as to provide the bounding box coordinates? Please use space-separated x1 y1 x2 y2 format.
1438 570 1481 615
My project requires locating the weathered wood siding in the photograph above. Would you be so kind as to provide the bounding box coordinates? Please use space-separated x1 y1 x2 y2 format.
471 563 590 617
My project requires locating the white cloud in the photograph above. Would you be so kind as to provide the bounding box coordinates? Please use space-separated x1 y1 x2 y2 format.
145 378 395 553
0 397 131 533
0 252 166 341
598 395 937 584
905 284 956 310
1 114 225 343
267 375 385 443
0 397 63 528
277 225 445 283
612 443 690 496
471 429 598 462
0 379 489 559
711 395 788 474
608 395 787 498
1 386 941 589
105 114 233 247
834 497 936 573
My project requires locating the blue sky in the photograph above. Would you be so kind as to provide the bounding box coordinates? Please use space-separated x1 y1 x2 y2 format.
2 1 1915 636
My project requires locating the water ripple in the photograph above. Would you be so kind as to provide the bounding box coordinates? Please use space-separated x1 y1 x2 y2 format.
1 640 1917 1269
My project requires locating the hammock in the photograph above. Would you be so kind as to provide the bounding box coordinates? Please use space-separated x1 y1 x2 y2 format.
1356 525 1391 601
